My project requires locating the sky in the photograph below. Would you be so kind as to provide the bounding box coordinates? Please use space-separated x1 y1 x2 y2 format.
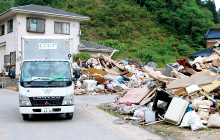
214 0 220 11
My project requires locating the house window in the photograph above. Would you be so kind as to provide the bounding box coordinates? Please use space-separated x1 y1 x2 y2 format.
27 17 45 33
7 19 13 33
0 24 5 36
54 22 70 35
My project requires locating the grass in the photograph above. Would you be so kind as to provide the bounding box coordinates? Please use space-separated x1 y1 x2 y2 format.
97 105 121 116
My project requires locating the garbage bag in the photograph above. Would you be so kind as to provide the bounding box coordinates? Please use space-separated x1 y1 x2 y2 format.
180 111 206 131
207 114 220 128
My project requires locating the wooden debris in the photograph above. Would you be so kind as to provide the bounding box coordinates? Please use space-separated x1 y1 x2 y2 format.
201 79 220 93
166 72 217 89
171 70 188 79
119 86 152 104
139 87 158 105
173 88 188 96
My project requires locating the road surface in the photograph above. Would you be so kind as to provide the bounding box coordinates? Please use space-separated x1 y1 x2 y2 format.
0 89 162 140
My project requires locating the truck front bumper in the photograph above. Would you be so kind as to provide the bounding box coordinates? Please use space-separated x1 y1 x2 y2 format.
19 105 74 114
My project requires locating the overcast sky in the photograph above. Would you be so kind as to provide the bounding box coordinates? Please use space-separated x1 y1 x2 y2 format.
214 0 220 11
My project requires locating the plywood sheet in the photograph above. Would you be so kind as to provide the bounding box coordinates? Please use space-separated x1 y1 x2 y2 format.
201 79 220 93
119 86 151 104
88 67 107 76
166 72 216 89
139 88 157 105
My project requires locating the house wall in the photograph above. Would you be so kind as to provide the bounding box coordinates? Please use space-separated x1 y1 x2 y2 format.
16 13 80 54
0 45 5 73
206 39 220 48
0 13 81 76
0 14 17 75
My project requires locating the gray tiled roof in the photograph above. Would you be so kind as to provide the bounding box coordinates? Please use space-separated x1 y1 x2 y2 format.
189 47 214 59
2 4 89 20
79 40 118 52
205 28 220 39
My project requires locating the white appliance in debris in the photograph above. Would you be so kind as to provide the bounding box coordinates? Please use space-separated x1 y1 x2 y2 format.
164 97 188 125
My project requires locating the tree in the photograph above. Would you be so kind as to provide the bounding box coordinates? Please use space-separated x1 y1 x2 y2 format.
14 0 53 6
0 0 13 13
205 0 218 23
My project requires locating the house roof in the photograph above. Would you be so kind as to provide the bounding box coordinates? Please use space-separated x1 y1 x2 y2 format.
204 28 220 39
189 47 214 59
0 4 89 21
79 40 119 53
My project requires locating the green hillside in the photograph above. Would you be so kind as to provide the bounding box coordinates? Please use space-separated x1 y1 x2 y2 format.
1 0 220 67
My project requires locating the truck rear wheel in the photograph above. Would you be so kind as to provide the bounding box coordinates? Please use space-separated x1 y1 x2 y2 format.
66 113 73 120
22 114 29 120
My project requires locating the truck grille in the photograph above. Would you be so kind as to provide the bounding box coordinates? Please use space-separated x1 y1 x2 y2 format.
29 96 64 106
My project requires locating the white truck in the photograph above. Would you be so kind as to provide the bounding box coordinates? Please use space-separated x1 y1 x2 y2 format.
14 36 75 120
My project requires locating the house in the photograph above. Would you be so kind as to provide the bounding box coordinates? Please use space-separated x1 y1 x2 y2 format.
0 4 89 77
204 28 220 48
79 40 119 57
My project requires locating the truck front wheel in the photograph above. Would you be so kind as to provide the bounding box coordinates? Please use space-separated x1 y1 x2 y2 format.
22 114 29 120
66 113 73 120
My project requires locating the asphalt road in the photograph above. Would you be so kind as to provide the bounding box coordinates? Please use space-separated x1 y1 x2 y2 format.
0 89 162 140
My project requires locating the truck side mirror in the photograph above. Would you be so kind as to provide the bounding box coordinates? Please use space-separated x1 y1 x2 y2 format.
9 69 16 79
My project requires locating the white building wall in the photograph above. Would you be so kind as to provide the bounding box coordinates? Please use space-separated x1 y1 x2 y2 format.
1 13 81 76
207 39 220 42
0 46 5 73
0 15 17 54
0 14 17 75
16 13 80 54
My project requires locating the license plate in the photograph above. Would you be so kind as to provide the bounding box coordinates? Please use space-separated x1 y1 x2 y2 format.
43 108 52 113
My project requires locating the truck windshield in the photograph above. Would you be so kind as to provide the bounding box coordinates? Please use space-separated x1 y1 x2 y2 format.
21 61 71 82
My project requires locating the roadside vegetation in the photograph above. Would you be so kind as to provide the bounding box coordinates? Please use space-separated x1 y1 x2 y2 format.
1 0 220 67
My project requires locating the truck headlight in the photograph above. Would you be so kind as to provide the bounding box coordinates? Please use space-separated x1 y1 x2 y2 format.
62 94 74 105
19 95 31 106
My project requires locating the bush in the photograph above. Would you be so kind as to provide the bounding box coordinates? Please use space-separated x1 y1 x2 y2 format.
73 52 91 61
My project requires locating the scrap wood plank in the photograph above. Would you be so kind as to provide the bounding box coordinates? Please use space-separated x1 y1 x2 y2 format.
88 67 107 76
119 86 151 104
95 75 107 84
200 79 220 93
144 66 167 83
199 91 215 103
184 92 199 98
171 70 188 79
214 49 220 56
139 87 158 105
104 67 123 76
201 69 217 77
104 68 120 76
173 88 188 96
166 72 217 89
185 66 197 75
204 53 219 63
158 76 177 81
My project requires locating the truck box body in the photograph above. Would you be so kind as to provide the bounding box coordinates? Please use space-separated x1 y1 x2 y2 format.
19 36 74 120
22 36 72 61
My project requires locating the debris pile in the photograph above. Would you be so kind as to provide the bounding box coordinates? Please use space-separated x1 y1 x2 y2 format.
74 53 152 95
74 50 220 130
